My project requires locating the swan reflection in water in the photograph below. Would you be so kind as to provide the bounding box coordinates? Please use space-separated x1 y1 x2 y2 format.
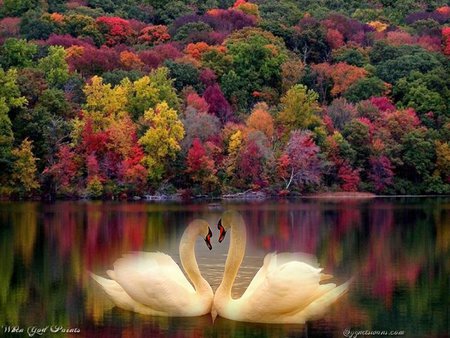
90 211 349 331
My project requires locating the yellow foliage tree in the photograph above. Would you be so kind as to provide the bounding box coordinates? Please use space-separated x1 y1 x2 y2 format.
11 139 39 195
434 141 450 180
277 84 323 139
139 102 184 182
225 130 242 178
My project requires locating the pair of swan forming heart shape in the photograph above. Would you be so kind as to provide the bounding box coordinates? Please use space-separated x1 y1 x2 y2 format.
91 210 350 323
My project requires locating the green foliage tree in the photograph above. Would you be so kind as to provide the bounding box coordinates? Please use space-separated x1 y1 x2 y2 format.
0 38 38 69
0 0 39 17
393 70 449 119
164 60 202 92
344 77 387 103
38 46 70 88
221 28 288 110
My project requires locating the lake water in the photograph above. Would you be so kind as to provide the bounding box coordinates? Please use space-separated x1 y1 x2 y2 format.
0 198 448 337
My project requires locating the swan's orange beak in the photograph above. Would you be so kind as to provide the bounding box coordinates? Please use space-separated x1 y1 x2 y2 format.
204 227 213 250
218 219 227 243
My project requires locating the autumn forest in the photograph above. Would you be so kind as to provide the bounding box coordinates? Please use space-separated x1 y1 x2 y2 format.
0 0 449 199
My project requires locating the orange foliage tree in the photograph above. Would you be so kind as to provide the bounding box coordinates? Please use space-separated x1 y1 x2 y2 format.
313 62 368 97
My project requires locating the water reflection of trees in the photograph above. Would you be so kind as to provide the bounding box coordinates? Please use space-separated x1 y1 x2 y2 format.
0 200 448 336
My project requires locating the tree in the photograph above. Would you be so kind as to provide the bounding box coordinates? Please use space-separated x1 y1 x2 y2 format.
164 60 202 92
186 138 217 191
393 69 449 119
338 161 361 192
95 16 134 46
443 27 450 56
280 58 304 93
138 25 170 46
0 38 38 69
123 67 179 121
11 139 40 195
20 10 57 40
246 102 274 139
0 101 14 190
119 51 144 71
401 130 435 180
38 46 70 88
181 109 221 151
326 98 357 131
344 77 388 103
312 62 368 97
375 48 445 84
278 130 322 191
12 88 71 170
368 156 394 193
0 69 27 112
434 141 450 182
0 0 39 17
291 17 330 64
203 84 233 124
343 119 372 169
235 138 267 189
277 84 322 138
332 47 368 67
221 27 288 110
139 101 184 182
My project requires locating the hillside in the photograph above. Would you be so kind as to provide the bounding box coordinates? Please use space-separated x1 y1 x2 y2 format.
0 0 449 198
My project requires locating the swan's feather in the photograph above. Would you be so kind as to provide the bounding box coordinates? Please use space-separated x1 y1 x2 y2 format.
111 252 196 315
239 253 338 322
90 272 164 315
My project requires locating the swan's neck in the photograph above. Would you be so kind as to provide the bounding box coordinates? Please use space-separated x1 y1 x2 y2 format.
217 219 246 298
179 230 211 295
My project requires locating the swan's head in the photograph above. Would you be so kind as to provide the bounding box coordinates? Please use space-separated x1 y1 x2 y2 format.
217 210 243 243
188 219 213 250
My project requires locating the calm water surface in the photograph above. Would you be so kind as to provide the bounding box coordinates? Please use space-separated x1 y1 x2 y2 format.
0 198 448 337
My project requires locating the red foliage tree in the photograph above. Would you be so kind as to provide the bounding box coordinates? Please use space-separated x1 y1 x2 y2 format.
186 92 209 113
236 139 266 189
0 17 21 37
66 45 120 75
96 16 134 46
326 28 344 49
443 27 450 56
186 138 217 190
138 25 170 46
43 145 78 194
279 130 322 191
203 84 233 124
338 161 361 192
368 155 394 193
369 97 395 113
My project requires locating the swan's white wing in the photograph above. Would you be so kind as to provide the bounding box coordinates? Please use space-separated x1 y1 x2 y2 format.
241 253 327 318
112 252 196 314
90 273 165 315
242 253 274 296
243 252 321 299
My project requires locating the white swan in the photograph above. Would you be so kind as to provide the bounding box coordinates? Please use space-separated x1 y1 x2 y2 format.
213 210 350 324
90 219 214 317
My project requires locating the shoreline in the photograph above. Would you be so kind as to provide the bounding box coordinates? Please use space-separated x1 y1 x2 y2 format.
2 192 450 203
